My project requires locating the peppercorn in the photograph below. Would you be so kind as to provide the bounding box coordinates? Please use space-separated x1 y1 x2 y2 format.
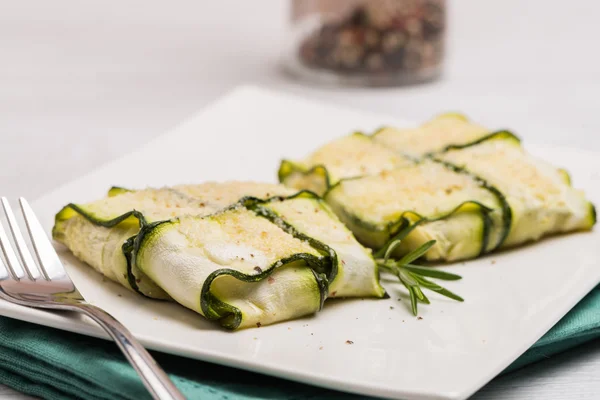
297 0 445 82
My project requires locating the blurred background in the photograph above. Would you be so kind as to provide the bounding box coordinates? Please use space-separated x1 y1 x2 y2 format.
1 2 600 397
2 0 599 200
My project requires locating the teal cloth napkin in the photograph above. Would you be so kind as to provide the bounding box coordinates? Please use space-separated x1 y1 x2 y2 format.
1 286 600 400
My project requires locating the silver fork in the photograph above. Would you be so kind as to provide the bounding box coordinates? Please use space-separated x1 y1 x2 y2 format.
0 197 185 400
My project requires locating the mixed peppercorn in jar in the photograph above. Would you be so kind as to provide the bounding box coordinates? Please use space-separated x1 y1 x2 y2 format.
286 0 446 86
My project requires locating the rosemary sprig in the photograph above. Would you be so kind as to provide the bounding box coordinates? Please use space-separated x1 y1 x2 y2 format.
376 239 464 316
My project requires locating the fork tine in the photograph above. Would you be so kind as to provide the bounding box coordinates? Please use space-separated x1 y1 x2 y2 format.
19 198 67 280
1 198 41 280
0 236 11 281
0 202 27 280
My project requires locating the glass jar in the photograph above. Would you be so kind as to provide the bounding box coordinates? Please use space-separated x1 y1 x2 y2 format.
284 0 446 87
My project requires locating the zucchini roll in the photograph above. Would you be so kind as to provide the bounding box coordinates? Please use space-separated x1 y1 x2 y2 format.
279 115 595 262
53 182 384 329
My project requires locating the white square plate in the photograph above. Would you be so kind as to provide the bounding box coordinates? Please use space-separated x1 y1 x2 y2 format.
2 86 600 400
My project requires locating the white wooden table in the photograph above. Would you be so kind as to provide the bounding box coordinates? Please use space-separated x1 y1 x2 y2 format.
1 1 599 398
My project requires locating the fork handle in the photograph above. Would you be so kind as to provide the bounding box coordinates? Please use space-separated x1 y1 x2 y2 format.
75 303 186 400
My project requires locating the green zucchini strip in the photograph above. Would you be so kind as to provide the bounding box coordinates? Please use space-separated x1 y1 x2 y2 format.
429 159 512 252
53 204 169 299
278 132 414 195
324 161 502 262
437 131 596 247
557 169 572 186
52 188 226 298
278 161 333 197
107 186 132 197
433 130 521 155
245 191 385 298
371 113 492 157
175 183 384 299
434 129 574 187
133 206 329 329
